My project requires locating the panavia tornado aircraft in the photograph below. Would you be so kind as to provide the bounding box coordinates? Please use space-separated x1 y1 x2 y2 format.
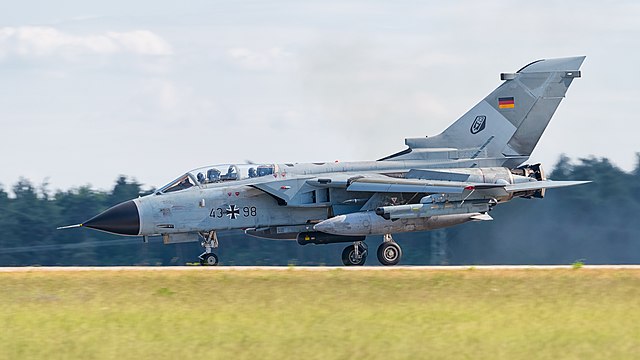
60 56 589 266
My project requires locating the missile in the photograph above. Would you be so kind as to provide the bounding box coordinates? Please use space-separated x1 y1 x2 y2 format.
314 211 491 236
375 199 494 220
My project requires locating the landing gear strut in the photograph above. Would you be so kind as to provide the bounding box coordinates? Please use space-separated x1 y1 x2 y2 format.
342 241 368 266
377 234 402 266
199 231 219 266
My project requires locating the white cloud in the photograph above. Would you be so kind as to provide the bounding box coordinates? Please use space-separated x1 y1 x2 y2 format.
227 47 294 70
0 26 172 59
106 30 172 56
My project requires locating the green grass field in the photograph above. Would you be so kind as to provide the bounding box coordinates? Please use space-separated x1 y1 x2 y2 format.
1 269 639 359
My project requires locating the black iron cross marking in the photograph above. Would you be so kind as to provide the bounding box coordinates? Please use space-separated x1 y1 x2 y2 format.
226 205 240 219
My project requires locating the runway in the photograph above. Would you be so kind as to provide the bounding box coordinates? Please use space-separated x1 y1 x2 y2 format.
1 265 640 272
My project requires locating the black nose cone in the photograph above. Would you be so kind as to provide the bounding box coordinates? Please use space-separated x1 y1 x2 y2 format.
84 200 140 235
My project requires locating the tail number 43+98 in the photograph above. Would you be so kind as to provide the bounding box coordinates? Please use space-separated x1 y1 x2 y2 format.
210 205 257 220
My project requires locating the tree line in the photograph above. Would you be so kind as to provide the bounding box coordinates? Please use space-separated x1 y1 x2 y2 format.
1 154 639 266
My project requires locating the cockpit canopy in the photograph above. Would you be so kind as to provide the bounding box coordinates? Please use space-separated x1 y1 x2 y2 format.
158 164 276 194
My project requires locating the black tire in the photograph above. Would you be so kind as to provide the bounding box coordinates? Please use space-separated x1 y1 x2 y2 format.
341 245 367 266
377 242 402 266
201 253 219 266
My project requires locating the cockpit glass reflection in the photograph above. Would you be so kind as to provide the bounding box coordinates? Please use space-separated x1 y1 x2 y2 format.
158 164 277 194
161 175 195 193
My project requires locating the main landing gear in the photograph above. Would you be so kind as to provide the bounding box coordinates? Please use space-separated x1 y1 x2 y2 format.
341 234 403 266
199 231 219 266
377 234 402 266
341 241 368 266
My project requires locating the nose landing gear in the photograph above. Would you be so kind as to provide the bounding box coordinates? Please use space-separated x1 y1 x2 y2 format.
201 253 219 266
198 231 219 266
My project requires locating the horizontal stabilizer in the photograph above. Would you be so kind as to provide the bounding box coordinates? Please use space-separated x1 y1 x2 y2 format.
504 180 591 193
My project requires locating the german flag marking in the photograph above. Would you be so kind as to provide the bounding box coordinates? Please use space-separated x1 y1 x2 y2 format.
498 97 515 109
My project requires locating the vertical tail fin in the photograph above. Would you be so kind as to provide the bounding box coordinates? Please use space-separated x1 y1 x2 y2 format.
386 56 585 165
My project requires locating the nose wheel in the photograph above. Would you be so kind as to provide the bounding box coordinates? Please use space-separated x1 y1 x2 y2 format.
342 241 367 266
200 253 219 266
377 234 402 266
198 230 219 266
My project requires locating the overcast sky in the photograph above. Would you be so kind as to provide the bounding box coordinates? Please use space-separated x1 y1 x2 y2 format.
1 0 638 191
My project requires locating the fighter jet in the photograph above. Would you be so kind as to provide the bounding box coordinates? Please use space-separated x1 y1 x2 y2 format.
59 56 589 266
